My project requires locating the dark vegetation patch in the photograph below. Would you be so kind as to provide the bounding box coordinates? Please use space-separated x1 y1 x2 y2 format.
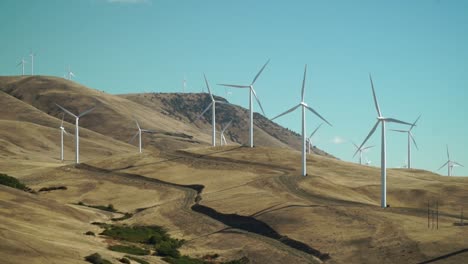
124 255 150 264
119 257 131 264
38 186 67 192
78 202 118 213
84 253 112 264
108 245 150 256
85 231 96 236
112 212 134 221
0 173 29 191
162 255 250 264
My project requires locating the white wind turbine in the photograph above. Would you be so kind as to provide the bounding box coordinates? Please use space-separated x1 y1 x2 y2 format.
352 141 375 165
271 65 332 176
306 123 323 154
220 120 232 146
219 59 269 148
59 114 70 161
194 74 229 146
67 65 76 80
17 58 27 76
56 104 95 164
365 157 372 166
129 119 155 153
390 115 421 169
438 145 464 176
354 74 412 208
30 51 36 75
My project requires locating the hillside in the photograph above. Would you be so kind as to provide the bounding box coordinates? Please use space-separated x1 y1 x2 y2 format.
0 75 467 264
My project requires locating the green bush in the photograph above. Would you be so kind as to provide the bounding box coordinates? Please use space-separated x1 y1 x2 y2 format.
124 255 150 264
0 173 26 190
101 225 167 244
108 244 150 255
155 240 181 258
84 253 112 264
162 256 207 264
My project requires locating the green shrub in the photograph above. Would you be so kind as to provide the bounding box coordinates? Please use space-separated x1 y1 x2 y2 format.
101 225 167 244
124 255 150 264
108 244 150 255
84 253 112 264
0 173 26 190
155 240 181 258
162 256 207 264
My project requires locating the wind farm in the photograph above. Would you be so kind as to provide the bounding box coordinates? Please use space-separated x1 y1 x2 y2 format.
1 1 468 264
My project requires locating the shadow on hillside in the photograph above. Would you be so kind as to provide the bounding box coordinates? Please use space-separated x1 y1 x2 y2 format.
417 248 468 264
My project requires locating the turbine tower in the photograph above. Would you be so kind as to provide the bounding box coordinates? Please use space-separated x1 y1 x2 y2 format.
56 104 95 164
67 65 76 80
438 145 464 176
390 115 421 169
220 120 232 146
17 58 27 76
194 74 229 146
59 114 69 161
219 60 269 148
352 142 374 165
30 51 36 75
129 119 155 153
354 74 412 208
271 65 332 176
306 123 323 154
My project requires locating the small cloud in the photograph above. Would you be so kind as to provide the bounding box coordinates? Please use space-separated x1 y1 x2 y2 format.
331 136 346 145
107 0 151 4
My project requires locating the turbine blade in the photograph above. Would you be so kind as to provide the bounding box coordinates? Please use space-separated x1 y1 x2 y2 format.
218 84 250 88
352 141 359 150
222 134 227 145
361 145 375 151
193 102 213 122
204 74 214 101
222 120 233 133
251 59 270 85
437 161 449 171
78 106 96 117
446 145 450 160
369 74 382 117
141 129 156 133
61 113 65 127
251 88 266 116
63 129 69 135
304 105 332 127
309 123 323 139
410 114 421 131
383 118 412 126
410 132 418 150
390 129 407 133
271 104 301 121
453 161 464 167
301 64 307 102
354 120 380 157
129 131 139 143
56 104 78 118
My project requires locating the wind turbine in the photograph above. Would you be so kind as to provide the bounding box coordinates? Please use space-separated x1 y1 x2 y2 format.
194 74 229 146
354 74 412 208
129 119 155 153
56 104 95 164
390 115 421 169
29 51 36 75
67 65 76 80
352 142 375 165
17 58 27 76
218 59 269 148
271 65 332 176
59 114 70 161
306 123 323 154
438 145 464 176
220 120 232 146
365 157 372 166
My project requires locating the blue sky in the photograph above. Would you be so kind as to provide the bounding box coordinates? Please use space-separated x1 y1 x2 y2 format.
1 0 467 175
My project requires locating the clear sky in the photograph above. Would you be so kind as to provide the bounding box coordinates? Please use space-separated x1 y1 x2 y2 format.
1 0 467 176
